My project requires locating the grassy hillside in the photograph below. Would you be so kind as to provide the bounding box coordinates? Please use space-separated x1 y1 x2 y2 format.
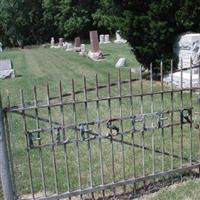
0 44 200 200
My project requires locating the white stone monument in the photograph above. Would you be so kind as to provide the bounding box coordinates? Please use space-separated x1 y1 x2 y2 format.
99 35 105 44
65 43 74 51
0 59 15 79
50 37 55 47
115 58 126 68
114 30 127 44
164 33 200 88
58 38 64 47
104 34 111 43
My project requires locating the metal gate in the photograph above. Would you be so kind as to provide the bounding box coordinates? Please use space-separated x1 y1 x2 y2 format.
1 63 200 200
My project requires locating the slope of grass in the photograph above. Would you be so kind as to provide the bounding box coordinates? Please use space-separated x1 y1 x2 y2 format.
0 44 200 200
140 178 200 200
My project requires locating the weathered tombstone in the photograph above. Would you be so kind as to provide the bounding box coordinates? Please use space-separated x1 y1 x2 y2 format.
74 37 81 52
114 30 127 44
79 44 87 56
90 31 99 52
81 44 86 52
164 33 200 87
104 34 111 43
58 38 64 47
50 37 55 47
115 58 126 68
99 34 105 44
0 59 15 79
88 31 103 61
0 42 3 52
65 43 74 51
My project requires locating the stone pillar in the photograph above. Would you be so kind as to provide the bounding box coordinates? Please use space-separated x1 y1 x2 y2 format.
74 37 81 51
59 38 64 47
89 31 100 53
50 37 55 47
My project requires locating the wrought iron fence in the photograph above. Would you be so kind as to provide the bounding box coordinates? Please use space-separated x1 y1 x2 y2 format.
1 62 200 200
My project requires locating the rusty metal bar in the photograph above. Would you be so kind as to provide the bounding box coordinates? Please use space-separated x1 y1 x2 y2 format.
20 89 35 199
59 81 71 192
35 163 200 200
6 86 200 113
46 84 59 194
0 93 15 200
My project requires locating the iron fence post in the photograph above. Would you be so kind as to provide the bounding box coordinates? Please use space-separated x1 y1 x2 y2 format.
0 95 15 200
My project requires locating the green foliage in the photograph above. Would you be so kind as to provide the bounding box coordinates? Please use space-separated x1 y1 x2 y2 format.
116 0 200 70
0 0 45 46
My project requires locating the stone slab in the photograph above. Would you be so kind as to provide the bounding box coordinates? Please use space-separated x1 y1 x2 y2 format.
0 59 12 70
89 31 99 52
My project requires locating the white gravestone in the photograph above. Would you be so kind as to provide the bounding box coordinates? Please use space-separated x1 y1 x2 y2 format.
65 43 74 51
114 31 127 44
58 38 64 47
79 44 87 56
104 34 111 43
164 33 200 87
115 58 126 68
0 59 15 79
50 37 55 47
99 35 105 44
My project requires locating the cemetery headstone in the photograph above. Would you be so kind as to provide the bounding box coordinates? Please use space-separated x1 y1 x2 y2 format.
0 59 15 79
115 58 126 68
58 38 64 47
164 33 200 87
114 30 127 44
65 43 74 51
104 34 111 43
88 31 103 61
50 37 55 47
74 37 81 52
79 44 87 56
99 35 105 44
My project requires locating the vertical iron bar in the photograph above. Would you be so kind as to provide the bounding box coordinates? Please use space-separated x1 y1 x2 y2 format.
118 70 126 192
95 75 105 197
33 86 47 196
83 77 94 196
59 81 71 192
160 62 165 174
180 60 183 181
170 61 174 172
107 73 116 197
4 92 17 198
71 80 82 192
140 66 145 187
0 93 15 200
20 89 35 199
129 69 136 195
189 59 193 166
46 84 59 194
150 64 155 176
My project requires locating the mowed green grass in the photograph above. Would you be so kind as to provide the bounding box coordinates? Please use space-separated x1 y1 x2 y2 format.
0 44 200 200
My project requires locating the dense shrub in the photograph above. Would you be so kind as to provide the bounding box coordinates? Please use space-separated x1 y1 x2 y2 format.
115 0 200 70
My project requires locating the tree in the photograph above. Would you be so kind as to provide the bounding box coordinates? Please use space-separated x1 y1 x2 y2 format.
0 0 46 46
114 0 200 70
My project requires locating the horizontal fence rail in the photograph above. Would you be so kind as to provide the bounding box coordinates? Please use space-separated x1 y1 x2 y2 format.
1 62 200 200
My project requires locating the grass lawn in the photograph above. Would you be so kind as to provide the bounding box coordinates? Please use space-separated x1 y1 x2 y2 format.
0 43 200 200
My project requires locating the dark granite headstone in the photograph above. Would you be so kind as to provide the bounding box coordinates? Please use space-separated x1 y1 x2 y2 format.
89 31 99 53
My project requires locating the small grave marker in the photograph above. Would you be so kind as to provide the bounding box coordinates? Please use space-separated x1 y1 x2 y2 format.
88 31 103 61
0 59 15 79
